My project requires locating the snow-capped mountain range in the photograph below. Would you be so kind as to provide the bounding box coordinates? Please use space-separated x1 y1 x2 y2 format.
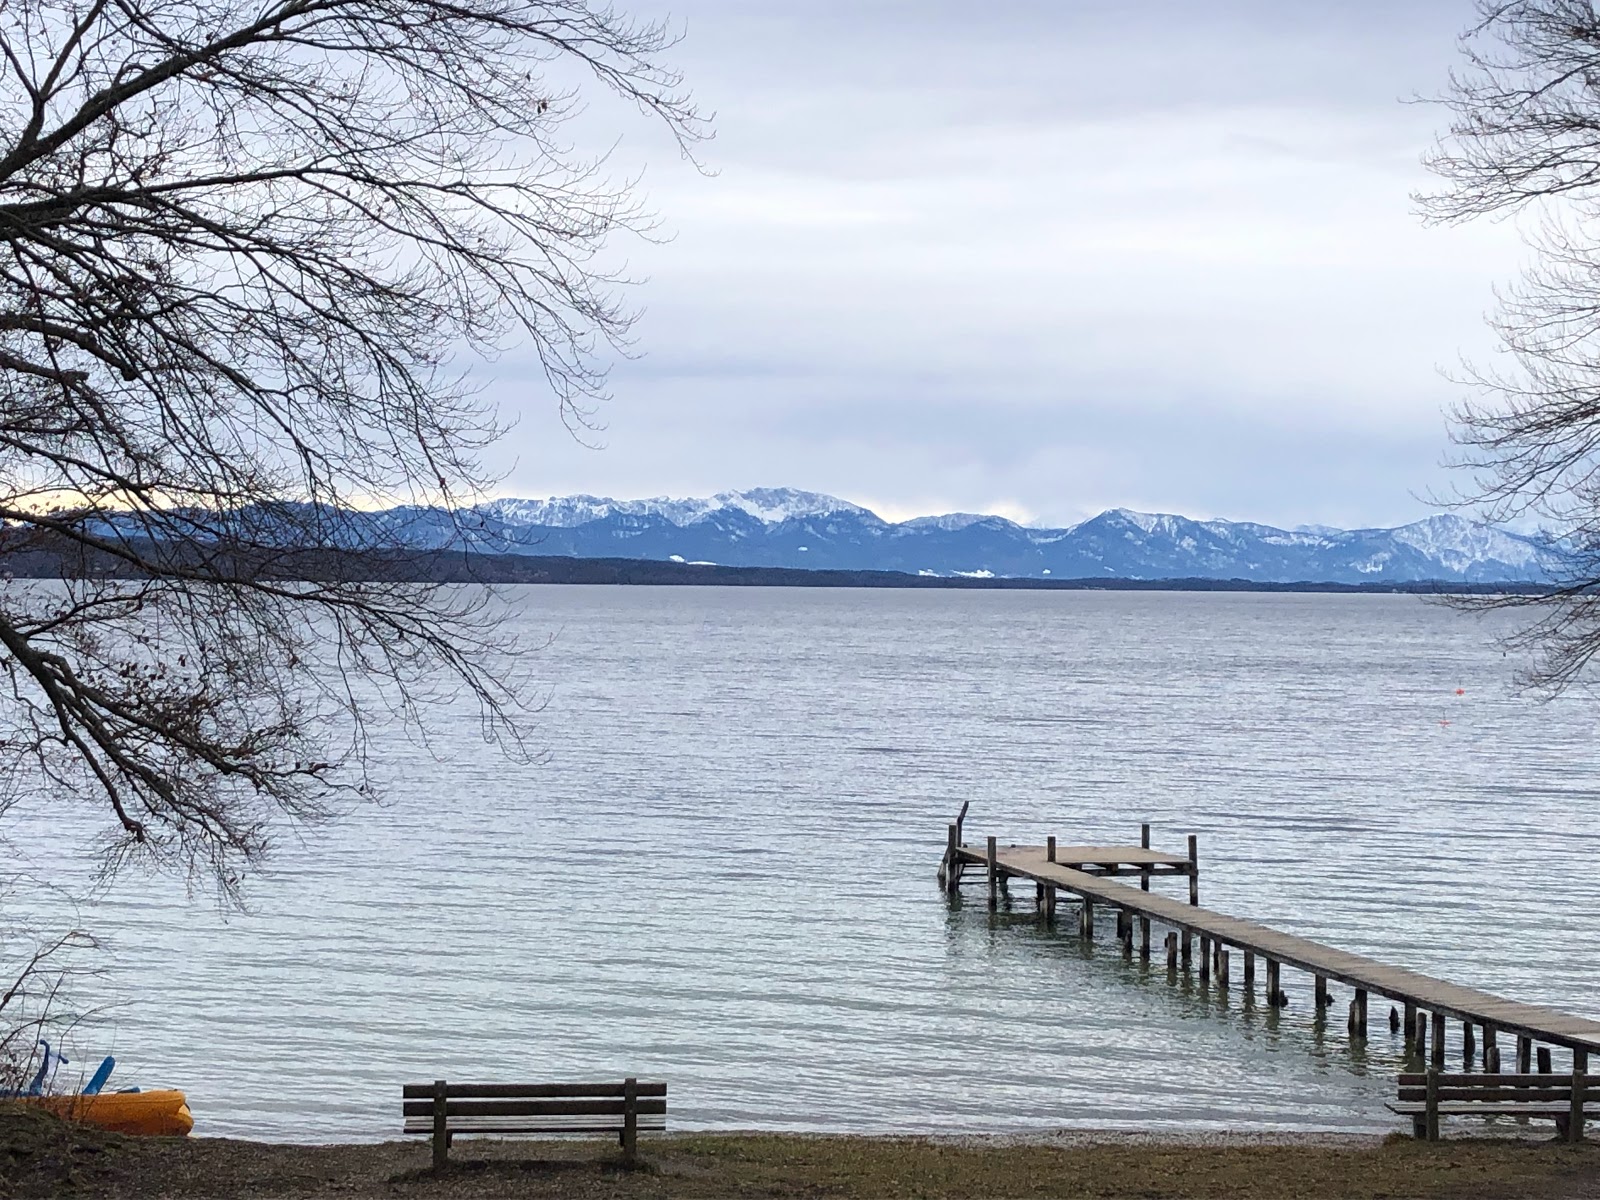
365 487 1561 584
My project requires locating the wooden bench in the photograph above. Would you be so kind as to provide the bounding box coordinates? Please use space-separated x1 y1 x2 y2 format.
401 1078 667 1168
1387 1070 1595 1141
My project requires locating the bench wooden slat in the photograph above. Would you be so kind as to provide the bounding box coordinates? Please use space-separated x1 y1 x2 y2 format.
1397 1087 1592 1103
401 1081 666 1100
404 1116 669 1134
402 1098 667 1119
1395 1081 1580 1088
1388 1102 1573 1116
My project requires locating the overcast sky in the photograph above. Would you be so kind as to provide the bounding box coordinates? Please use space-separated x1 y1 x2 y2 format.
483 0 1527 530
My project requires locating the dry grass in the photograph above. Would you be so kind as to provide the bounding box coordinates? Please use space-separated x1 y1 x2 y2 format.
3 1108 1598 1199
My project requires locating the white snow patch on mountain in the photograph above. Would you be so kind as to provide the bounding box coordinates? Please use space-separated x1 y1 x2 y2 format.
900 512 997 532
480 487 867 529
1388 514 1548 571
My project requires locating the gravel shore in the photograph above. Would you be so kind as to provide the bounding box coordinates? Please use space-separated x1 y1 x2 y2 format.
4 1106 1597 1199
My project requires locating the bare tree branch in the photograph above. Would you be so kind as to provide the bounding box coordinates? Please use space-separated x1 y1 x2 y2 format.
1419 1 1600 691
0 0 705 895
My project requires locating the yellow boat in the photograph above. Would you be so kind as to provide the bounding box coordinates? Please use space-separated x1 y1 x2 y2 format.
27 1089 193 1137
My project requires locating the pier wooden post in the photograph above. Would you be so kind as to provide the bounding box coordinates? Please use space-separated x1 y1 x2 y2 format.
1314 975 1328 1011
1571 1049 1589 1143
1139 916 1151 960
1431 1012 1446 1070
1482 1026 1497 1072
1243 950 1255 994
1165 931 1178 970
1181 930 1192 968
1404 1002 1417 1052
1538 1046 1552 1075
1352 989 1367 1038
1517 1036 1532 1074
1140 823 1151 893
1081 897 1095 939
1044 885 1057 923
1217 947 1229 988
1047 835 1056 864
1415 1011 1427 1060
1462 1020 1476 1069
986 836 998 910
1187 834 1199 905
1265 958 1281 1006
1199 936 1211 983
943 824 959 893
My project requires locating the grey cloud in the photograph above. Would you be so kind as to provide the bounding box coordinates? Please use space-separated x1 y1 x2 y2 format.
481 0 1526 529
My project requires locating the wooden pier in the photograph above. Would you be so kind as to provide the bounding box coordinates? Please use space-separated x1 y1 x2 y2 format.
937 814 1600 1083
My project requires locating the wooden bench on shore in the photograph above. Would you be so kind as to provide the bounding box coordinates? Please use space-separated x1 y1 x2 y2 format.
401 1079 667 1168
1387 1070 1594 1141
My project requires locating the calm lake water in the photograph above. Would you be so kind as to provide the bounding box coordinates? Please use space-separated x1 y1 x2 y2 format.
8 587 1600 1140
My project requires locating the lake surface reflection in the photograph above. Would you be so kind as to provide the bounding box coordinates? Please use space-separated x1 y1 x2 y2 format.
9 588 1600 1140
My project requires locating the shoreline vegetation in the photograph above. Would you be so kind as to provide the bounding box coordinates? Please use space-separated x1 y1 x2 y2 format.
3 1109 1598 1200
0 535 1554 593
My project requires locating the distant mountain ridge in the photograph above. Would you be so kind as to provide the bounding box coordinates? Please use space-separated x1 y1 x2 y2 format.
361 487 1558 584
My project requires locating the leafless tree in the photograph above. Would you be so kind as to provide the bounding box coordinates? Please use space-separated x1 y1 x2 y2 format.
1423 0 1600 690
0 0 703 898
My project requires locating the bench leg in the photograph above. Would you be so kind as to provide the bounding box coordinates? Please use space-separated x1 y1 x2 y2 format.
1556 1115 1570 1142
1411 1115 1426 1141
622 1076 639 1166
431 1079 449 1171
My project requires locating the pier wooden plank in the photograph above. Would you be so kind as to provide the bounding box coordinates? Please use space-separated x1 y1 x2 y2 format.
955 845 1600 1054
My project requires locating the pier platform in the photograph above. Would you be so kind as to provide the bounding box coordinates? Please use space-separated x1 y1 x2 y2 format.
938 818 1600 1078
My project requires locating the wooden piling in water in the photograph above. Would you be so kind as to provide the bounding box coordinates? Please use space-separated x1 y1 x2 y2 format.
1165 931 1178 970
1140 823 1152 894
1243 950 1255 993
1517 1035 1532 1074
1199 936 1211 984
1404 1001 1417 1050
1352 989 1367 1038
1081 897 1094 939
1538 1046 1552 1074
1463 1020 1476 1069
1139 915 1151 960
1187 834 1199 905
986 836 998 909
1482 1025 1497 1072
1265 958 1280 1006
1415 1010 1427 1060
1315 975 1329 1011
1431 1012 1446 1070
1181 930 1192 968
1047 835 1056 864
1217 947 1230 988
